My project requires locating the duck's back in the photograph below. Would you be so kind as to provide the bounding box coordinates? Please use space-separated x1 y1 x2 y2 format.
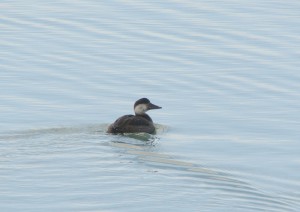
107 114 155 134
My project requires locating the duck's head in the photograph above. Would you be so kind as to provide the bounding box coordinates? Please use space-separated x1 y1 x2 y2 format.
134 98 162 115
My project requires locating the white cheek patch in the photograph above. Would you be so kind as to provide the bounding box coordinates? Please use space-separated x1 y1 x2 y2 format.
134 104 148 114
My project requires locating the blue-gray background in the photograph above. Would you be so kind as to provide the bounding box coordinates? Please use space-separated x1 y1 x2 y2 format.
1 1 300 211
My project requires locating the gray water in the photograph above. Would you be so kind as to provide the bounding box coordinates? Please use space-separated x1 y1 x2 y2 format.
1 0 300 211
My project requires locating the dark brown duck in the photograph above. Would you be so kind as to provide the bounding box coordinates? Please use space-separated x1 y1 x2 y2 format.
107 98 162 134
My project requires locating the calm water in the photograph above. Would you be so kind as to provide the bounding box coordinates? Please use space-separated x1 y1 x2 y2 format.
1 0 300 211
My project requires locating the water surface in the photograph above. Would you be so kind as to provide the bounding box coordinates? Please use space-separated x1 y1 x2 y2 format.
1 0 300 211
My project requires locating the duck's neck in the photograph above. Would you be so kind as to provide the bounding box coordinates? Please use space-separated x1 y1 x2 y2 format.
135 113 153 122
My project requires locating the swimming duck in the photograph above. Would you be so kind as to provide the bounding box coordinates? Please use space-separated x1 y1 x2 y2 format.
107 98 162 134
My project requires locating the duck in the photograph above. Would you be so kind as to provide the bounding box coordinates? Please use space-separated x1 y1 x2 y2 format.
107 98 162 134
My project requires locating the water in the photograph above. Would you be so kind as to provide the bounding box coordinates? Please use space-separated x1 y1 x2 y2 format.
1 0 300 211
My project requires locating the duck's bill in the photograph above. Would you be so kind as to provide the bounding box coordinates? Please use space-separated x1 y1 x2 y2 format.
148 102 162 110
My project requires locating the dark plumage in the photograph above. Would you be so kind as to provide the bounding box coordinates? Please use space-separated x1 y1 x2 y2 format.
107 98 161 134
